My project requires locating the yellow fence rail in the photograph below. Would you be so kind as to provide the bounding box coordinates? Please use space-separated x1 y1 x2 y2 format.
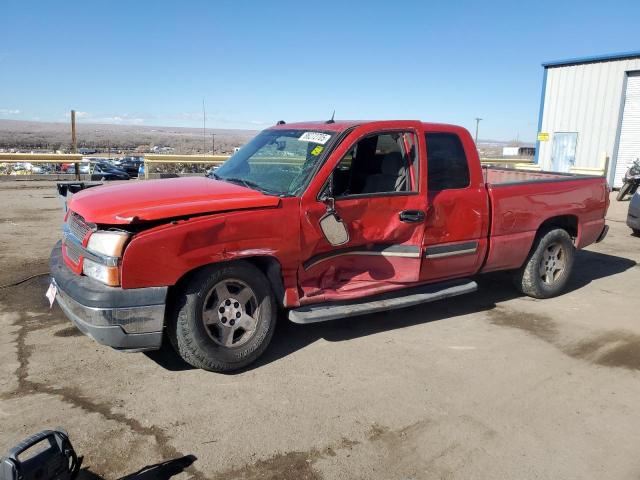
143 154 229 164
2 153 535 164
3 153 605 178
2 153 534 165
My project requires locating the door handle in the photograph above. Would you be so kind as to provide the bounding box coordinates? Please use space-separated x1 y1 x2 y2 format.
399 210 425 223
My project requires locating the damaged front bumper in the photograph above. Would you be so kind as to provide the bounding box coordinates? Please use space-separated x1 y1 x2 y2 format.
49 242 167 351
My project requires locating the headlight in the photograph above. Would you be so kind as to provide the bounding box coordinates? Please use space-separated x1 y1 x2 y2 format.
82 258 120 286
87 231 129 257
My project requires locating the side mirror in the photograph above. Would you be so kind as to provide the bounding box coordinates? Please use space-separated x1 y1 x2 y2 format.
319 212 349 246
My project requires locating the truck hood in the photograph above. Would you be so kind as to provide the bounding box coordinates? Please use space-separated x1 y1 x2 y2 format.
68 177 281 224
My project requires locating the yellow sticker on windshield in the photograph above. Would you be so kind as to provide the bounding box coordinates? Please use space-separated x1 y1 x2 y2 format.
310 145 324 156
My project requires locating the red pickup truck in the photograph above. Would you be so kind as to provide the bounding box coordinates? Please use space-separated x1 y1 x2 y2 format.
50 120 609 372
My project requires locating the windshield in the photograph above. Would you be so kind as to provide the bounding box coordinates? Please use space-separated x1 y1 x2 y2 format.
212 129 337 196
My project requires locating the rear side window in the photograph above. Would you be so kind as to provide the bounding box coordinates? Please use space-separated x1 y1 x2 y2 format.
426 133 470 190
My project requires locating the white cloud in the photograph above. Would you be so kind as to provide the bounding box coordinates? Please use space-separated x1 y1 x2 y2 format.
0 108 20 115
64 111 147 125
94 116 145 125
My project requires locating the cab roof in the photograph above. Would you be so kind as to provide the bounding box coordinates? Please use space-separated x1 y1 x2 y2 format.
268 120 461 133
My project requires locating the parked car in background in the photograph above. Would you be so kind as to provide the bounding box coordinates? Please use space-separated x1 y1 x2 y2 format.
205 165 220 177
627 191 640 235
50 120 610 372
29 164 45 174
66 163 91 175
114 156 144 176
91 162 130 181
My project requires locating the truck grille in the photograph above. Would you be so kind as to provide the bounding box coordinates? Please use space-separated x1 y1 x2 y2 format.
64 240 83 264
67 212 94 241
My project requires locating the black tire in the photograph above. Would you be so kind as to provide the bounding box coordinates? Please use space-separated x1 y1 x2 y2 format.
168 261 276 372
633 229 640 236
513 228 575 299
616 182 632 201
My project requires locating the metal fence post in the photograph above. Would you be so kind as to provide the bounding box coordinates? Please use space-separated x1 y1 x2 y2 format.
71 110 80 180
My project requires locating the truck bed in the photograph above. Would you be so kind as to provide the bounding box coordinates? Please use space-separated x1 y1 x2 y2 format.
480 166 609 274
484 166 599 185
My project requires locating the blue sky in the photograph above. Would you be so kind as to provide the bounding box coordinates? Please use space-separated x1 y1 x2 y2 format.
0 0 638 141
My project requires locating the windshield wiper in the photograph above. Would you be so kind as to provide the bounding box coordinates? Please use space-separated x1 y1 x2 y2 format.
218 176 279 196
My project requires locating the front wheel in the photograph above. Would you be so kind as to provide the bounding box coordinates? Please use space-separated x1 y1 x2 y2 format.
617 182 632 201
513 228 575 299
168 261 277 372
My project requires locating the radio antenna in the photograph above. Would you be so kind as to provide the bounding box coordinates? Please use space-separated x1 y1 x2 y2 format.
326 110 335 124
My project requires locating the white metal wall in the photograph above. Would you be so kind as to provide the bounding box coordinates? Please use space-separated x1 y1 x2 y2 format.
537 58 640 183
613 74 640 187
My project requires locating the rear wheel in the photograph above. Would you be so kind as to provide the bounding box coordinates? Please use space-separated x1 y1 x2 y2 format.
513 228 575 299
168 262 276 372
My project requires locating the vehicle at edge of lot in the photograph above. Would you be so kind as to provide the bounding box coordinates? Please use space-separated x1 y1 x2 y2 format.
627 190 640 235
49 120 610 372
616 158 640 201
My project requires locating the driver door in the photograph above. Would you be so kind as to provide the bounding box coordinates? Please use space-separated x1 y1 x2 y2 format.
298 124 427 302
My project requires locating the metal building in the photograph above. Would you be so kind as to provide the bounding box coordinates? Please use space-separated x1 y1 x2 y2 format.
536 51 640 187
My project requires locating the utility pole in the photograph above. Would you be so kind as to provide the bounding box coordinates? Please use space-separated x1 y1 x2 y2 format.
202 98 206 154
212 132 216 154
474 117 482 145
71 110 79 180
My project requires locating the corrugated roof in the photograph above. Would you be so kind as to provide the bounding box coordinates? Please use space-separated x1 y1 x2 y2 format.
542 50 640 68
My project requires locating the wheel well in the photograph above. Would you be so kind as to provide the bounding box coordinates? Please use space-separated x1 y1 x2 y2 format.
243 256 286 306
537 215 578 239
168 256 286 307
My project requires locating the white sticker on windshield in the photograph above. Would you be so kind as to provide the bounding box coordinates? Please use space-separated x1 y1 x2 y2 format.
299 132 331 145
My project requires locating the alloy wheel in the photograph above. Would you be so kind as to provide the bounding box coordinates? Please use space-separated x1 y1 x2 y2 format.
201 279 259 347
539 242 566 285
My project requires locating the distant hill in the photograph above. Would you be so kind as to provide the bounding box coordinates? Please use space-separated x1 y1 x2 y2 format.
0 119 258 154
0 119 532 158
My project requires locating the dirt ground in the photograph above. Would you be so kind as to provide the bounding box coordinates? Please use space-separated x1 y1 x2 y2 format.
1 180 639 480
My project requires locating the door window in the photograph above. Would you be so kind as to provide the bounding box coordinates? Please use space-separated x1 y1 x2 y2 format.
331 132 418 197
425 132 470 190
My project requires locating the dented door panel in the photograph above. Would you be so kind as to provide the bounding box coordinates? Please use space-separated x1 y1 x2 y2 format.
299 194 427 300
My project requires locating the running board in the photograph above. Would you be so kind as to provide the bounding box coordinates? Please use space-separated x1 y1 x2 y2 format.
289 279 477 324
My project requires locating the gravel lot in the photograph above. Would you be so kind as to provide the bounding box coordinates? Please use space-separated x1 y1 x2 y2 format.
1 180 639 479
